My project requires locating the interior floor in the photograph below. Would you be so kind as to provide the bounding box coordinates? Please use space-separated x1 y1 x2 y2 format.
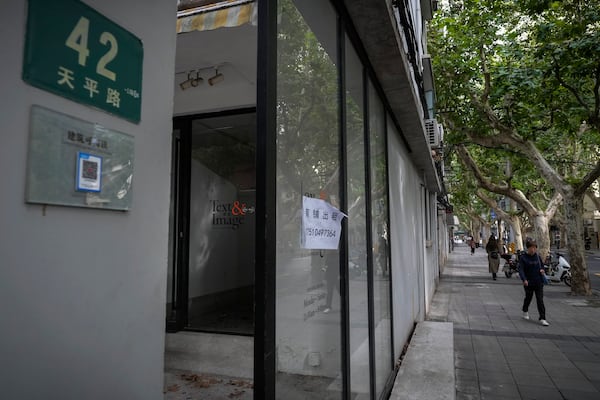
188 301 253 336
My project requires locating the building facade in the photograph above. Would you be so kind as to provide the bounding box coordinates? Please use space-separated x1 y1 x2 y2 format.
0 0 448 399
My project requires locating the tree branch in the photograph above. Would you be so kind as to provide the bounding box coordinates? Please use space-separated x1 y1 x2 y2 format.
456 144 538 215
586 186 600 212
476 189 510 220
552 56 591 114
575 159 600 197
545 191 563 220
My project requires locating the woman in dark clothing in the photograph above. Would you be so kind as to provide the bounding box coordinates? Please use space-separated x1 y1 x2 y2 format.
518 238 549 326
485 235 500 280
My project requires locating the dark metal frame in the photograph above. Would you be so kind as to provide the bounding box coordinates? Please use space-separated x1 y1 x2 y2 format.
337 14 351 400
167 117 192 333
254 0 277 397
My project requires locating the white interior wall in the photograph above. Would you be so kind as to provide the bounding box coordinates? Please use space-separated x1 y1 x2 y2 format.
188 160 254 298
0 2 177 399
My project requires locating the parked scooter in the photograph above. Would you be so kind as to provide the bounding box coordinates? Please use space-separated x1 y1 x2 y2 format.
501 250 520 278
543 252 572 286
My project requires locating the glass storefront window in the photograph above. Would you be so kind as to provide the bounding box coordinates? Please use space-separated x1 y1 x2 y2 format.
275 0 342 397
345 35 371 398
368 81 392 398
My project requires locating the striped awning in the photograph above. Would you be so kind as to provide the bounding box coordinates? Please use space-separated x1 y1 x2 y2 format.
177 0 257 33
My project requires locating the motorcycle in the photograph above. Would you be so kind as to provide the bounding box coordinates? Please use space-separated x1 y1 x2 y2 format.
543 252 572 286
501 251 520 278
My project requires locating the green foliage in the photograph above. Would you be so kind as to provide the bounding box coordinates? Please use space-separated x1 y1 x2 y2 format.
430 0 600 200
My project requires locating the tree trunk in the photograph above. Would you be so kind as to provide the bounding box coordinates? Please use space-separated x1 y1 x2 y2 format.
531 213 551 259
564 192 592 295
509 214 523 252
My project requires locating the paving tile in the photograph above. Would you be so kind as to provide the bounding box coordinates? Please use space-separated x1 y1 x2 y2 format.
558 389 600 400
456 369 480 395
478 381 520 398
573 361 600 380
506 361 546 374
512 373 553 387
455 356 477 370
545 367 586 380
550 377 598 392
590 380 600 391
517 384 564 400
479 394 517 400
456 391 481 400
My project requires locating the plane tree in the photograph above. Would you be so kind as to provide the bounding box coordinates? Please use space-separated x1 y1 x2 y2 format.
454 144 561 255
430 0 600 295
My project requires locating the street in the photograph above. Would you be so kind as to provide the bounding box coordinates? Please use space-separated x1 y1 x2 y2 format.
587 252 600 290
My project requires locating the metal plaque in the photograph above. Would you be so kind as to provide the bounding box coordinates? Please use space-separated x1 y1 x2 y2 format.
26 105 135 211
22 0 143 123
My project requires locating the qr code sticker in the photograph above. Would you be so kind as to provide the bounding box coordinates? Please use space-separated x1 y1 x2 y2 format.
82 160 98 180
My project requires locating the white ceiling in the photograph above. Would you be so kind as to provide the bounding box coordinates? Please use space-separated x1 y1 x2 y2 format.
173 23 258 116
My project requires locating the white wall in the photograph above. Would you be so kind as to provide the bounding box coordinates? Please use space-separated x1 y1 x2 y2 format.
188 160 254 298
387 124 429 358
0 1 177 399
423 191 439 313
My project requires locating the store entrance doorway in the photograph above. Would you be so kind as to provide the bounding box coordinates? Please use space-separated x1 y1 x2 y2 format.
167 109 256 336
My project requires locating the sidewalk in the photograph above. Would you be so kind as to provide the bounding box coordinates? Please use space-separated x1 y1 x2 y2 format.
428 244 600 400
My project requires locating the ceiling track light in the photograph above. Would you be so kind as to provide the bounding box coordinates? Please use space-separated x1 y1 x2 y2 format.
177 64 226 90
179 70 203 90
208 68 224 86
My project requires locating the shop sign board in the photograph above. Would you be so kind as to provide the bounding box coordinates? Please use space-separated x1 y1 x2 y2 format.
22 0 143 123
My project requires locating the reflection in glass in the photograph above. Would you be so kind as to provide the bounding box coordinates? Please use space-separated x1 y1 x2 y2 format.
275 0 342 397
345 36 371 398
368 81 392 397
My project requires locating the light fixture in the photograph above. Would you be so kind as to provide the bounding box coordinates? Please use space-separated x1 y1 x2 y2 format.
208 68 224 86
179 71 203 90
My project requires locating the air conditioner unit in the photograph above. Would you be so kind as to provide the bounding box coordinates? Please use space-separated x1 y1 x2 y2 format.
425 119 442 148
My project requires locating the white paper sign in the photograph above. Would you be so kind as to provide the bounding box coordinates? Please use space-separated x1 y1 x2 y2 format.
301 195 347 250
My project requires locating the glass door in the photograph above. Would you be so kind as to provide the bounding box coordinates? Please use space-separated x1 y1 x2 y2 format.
168 110 256 336
186 111 256 335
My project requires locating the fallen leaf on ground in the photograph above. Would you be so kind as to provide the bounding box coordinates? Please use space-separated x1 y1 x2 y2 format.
180 373 222 388
228 379 253 388
228 389 245 398
165 384 180 392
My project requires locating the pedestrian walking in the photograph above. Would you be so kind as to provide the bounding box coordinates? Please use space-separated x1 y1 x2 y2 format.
518 238 549 326
485 234 500 280
468 236 475 255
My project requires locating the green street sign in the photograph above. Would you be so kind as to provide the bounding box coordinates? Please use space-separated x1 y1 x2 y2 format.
23 0 143 123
